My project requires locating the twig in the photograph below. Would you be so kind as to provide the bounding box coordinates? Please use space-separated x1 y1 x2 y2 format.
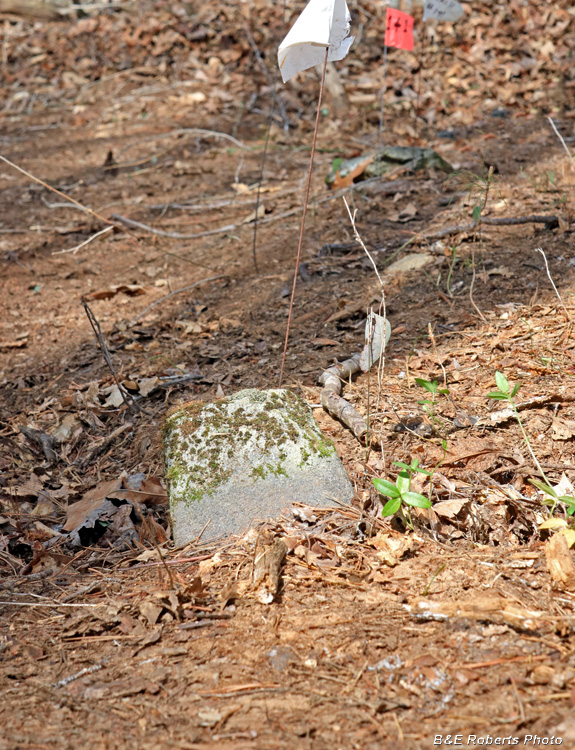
75 422 133 471
161 249 219 273
343 197 387 417
115 128 250 160
0 154 114 227
148 185 301 213
279 47 329 387
149 196 258 212
0 600 100 607
535 247 572 322
41 197 91 211
111 178 405 244
52 225 114 256
82 299 142 414
343 199 384 289
127 275 226 326
111 214 236 240
428 323 447 389
469 166 494 323
469 250 487 323
548 117 573 161
60 3 127 13
417 215 560 242
53 662 106 689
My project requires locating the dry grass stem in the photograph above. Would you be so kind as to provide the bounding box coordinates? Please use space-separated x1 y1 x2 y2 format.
52 225 114 256
548 116 573 162
0 153 114 227
535 246 572 322
428 322 447 388
343 197 388 402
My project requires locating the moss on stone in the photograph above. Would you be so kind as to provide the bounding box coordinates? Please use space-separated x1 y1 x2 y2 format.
163 388 336 507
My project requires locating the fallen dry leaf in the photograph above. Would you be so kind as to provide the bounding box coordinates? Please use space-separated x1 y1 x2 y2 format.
84 284 147 301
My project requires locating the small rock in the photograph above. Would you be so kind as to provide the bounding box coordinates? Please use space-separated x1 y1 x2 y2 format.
163 389 354 544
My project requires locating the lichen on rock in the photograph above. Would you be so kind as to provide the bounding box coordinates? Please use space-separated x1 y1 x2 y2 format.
163 388 353 544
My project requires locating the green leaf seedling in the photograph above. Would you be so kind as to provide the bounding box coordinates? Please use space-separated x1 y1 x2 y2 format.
487 371 575 525
373 457 431 530
415 377 449 435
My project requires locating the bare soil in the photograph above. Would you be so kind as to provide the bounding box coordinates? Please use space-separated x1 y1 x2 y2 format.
1 2 575 748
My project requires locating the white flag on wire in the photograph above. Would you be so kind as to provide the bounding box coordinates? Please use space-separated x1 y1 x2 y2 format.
423 0 464 23
278 0 354 83
359 312 391 372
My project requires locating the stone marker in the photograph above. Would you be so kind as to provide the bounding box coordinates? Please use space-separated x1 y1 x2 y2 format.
163 388 354 545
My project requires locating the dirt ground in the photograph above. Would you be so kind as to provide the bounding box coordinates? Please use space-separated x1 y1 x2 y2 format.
1 1 575 748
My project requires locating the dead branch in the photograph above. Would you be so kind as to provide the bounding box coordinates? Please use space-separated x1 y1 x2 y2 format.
112 178 407 244
82 299 143 415
115 128 251 159
149 196 258 213
420 214 560 241
475 390 575 428
111 214 236 240
53 225 114 256
251 533 287 605
481 215 560 228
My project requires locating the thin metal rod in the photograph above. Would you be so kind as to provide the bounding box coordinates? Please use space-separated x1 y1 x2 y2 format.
279 47 329 387
378 45 388 151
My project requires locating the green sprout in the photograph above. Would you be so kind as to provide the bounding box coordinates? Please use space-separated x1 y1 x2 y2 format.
331 157 343 173
373 458 431 530
530 479 575 517
487 371 575 521
415 377 449 435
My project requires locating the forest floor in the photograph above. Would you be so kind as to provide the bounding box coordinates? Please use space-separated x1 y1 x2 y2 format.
1 1 575 748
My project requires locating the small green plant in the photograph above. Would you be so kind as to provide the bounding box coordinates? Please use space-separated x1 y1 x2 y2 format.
447 166 496 228
415 378 449 435
373 458 431 530
530 479 575 517
487 370 546 477
331 157 343 173
487 371 575 521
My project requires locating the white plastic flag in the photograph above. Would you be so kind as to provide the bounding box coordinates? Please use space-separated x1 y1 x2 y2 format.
423 0 463 23
278 0 354 84
359 312 391 372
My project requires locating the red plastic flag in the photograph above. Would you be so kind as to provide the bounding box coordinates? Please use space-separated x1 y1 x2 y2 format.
384 7 414 51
